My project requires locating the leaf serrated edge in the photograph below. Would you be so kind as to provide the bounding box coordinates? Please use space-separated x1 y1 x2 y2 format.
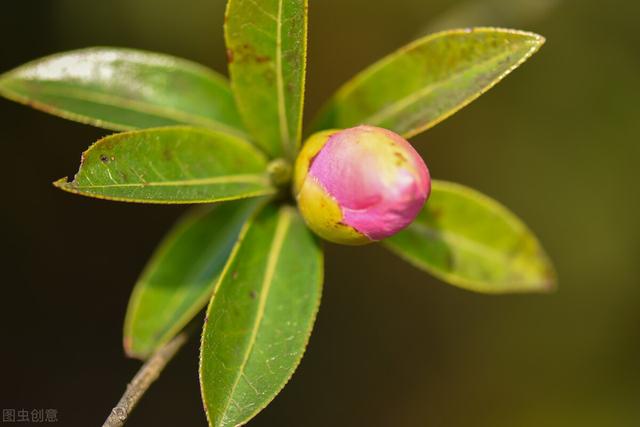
122 206 209 359
218 206 293 426
124 205 218 360
198 205 323 427
0 82 249 139
384 180 557 294
0 47 249 138
311 27 545 137
292 0 309 156
124 199 264 359
276 0 309 158
53 176 275 205
52 126 275 204
198 202 267 427
231 209 322 427
275 0 291 155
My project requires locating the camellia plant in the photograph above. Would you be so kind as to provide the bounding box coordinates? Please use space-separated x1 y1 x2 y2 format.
0 1 556 426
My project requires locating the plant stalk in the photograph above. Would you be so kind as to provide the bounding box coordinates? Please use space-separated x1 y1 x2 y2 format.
102 331 190 427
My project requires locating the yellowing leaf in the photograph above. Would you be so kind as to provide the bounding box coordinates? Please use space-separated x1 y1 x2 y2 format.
385 180 556 293
312 28 544 139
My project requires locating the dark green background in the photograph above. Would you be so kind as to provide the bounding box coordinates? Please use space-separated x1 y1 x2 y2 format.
1 0 638 425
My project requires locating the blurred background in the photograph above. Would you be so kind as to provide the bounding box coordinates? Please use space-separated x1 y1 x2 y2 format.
1 0 639 425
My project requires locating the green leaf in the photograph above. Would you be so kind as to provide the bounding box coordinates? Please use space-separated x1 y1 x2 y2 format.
225 0 308 158
384 180 556 294
54 127 274 204
311 28 544 138
200 204 323 427
124 199 263 359
0 47 247 138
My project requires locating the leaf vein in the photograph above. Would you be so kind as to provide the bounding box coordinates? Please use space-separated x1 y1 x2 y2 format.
72 174 270 189
13 84 247 138
360 49 515 130
275 0 291 153
219 208 292 424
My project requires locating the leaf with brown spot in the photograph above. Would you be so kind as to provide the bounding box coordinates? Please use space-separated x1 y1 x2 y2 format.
225 0 308 159
200 205 323 427
311 28 544 139
384 180 557 294
54 127 275 204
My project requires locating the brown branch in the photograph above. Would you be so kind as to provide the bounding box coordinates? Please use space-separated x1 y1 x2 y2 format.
102 331 190 427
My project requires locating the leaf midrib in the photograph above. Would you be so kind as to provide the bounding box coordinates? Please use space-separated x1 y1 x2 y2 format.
67 174 270 189
1 81 247 138
153 204 258 345
219 208 293 426
275 0 291 153
408 220 517 268
359 47 519 130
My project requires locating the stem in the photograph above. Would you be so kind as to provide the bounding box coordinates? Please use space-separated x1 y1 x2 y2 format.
102 331 190 427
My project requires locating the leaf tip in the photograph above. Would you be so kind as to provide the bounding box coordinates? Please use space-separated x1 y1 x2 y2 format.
123 336 147 360
476 27 546 52
527 31 546 51
540 264 559 294
52 177 71 189
514 29 546 56
123 335 134 355
523 258 558 295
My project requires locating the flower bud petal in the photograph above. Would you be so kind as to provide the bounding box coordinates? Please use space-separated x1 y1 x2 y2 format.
294 125 431 245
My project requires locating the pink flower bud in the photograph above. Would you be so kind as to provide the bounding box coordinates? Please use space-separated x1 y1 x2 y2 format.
294 125 431 245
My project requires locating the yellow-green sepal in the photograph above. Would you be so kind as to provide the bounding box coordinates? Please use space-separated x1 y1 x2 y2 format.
297 177 370 245
293 128 369 245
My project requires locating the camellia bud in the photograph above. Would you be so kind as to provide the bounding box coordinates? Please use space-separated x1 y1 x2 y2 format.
294 125 431 245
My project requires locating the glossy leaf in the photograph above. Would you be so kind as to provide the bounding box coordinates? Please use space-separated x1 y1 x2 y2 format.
54 127 274 204
384 180 556 293
124 199 263 359
311 28 544 139
0 47 247 138
225 0 308 158
200 204 323 427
